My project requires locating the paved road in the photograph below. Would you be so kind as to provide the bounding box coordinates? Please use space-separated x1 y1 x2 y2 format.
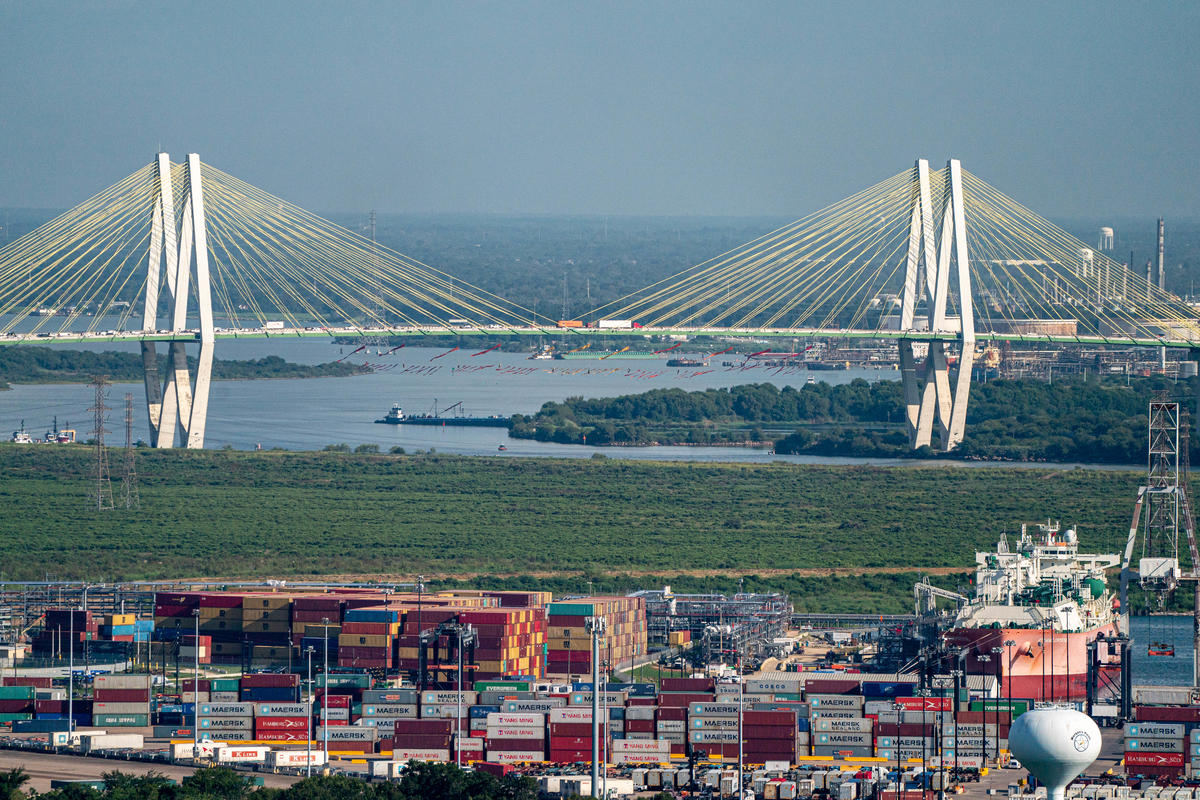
0 750 303 793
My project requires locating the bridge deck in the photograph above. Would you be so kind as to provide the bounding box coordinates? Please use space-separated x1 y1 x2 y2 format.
3 325 1199 349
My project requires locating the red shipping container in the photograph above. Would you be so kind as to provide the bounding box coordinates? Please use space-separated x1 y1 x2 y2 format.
319 695 353 708
627 698 655 707
1135 706 1200 722
181 679 211 692
549 723 603 737
255 717 310 730
657 693 714 707
624 719 655 733
744 711 796 726
35 700 66 713
483 738 545 751
743 739 795 754
474 762 516 777
395 719 453 734
877 724 935 737
550 737 598 749
804 679 860 695
241 673 299 688
548 749 592 762
1124 752 1184 768
2 677 52 688
0 700 33 712
197 594 243 608
656 707 687 721
894 697 951 711
394 734 452 748
745 726 798 740
661 677 715 693
256 731 309 741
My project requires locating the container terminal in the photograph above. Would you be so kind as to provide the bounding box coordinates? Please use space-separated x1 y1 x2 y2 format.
0 405 1197 798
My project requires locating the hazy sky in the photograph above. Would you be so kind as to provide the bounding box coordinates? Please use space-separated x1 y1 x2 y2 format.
2 2 1198 218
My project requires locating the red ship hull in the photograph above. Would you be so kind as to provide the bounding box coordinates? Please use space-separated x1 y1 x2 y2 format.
944 622 1121 701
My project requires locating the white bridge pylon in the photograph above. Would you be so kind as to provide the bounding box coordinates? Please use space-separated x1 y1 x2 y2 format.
141 153 215 448
897 158 974 452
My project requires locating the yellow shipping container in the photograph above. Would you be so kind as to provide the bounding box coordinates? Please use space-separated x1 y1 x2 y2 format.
339 634 390 648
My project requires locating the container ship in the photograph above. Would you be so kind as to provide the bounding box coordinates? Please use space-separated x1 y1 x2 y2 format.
940 522 1121 701
374 403 511 428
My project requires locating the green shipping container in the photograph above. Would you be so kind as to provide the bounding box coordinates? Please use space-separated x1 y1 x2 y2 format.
317 674 370 689
0 713 34 722
210 678 241 692
969 699 1030 717
94 713 150 726
474 681 531 692
50 781 106 791
547 603 595 616
0 686 35 700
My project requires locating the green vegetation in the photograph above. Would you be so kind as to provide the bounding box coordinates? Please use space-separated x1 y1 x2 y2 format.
0 445 1159 611
512 375 1197 464
0 346 370 390
11 764 537 800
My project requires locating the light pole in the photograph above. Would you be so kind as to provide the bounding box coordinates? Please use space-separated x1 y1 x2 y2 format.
990 645 1004 762
192 609 200 760
1004 639 1015 761
305 646 314 777
737 678 744 800
585 616 607 799
322 618 330 761
66 615 73 733
416 576 424 691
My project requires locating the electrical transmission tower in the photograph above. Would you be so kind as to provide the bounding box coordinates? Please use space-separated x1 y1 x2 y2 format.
88 376 114 511
121 393 140 509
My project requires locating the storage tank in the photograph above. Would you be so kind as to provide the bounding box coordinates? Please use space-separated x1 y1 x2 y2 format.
1008 708 1100 800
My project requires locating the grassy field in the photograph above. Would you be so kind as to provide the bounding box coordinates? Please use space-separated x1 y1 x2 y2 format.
0 445 1150 612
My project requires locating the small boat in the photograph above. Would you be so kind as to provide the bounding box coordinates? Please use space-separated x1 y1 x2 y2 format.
1148 641 1175 657
497 445 508 451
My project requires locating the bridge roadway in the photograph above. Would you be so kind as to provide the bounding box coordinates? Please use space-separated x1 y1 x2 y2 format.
3 324 1200 349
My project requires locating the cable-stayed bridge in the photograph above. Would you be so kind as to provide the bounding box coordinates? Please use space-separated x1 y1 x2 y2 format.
2 154 1197 451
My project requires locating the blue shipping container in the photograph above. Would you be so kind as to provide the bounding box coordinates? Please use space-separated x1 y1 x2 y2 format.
343 609 400 623
469 705 500 719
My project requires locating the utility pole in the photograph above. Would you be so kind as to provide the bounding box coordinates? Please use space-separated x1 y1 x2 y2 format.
88 376 113 511
121 393 139 509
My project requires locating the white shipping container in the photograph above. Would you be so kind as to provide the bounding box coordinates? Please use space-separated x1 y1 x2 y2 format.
182 692 210 704
216 745 270 763
486 712 545 727
199 717 253 731
199 702 256 717
626 706 656 720
420 704 470 719
503 698 565 711
597 319 633 328
808 694 864 709
1127 723 1185 740
656 720 685 732
420 691 477 705
489 750 546 764
95 675 153 689
81 733 145 752
815 718 872 733
93 702 150 714
172 741 225 760
264 321 285 329
363 704 417 717
549 708 595 724
315 725 377 741
266 750 326 767
455 736 484 751
256 704 309 717
210 692 240 702
689 702 740 716
485 725 545 739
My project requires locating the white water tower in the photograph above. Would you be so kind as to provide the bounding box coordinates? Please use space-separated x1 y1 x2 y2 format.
1099 227 1114 252
1009 708 1101 800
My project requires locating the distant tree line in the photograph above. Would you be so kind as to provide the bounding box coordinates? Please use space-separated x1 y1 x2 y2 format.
0 762 539 800
512 375 1197 464
0 347 370 390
